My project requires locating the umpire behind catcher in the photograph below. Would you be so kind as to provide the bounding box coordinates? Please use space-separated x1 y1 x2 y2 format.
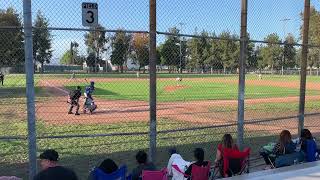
68 86 82 115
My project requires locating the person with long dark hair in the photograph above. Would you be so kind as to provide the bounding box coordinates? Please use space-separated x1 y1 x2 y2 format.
272 130 295 155
214 134 238 164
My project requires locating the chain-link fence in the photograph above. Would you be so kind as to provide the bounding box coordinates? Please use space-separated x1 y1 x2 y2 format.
1 0 320 179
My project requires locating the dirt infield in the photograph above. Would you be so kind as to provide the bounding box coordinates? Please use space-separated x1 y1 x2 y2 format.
36 77 320 134
164 85 189 92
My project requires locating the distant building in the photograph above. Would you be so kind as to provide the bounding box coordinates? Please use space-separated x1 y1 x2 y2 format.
103 58 139 72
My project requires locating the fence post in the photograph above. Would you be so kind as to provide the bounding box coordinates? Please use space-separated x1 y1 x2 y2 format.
298 0 310 136
237 0 248 150
23 0 37 179
149 0 157 162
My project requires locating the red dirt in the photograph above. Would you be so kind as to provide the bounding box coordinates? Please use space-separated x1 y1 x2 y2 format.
164 85 189 92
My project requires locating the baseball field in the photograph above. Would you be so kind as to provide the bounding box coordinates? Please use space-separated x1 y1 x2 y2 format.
1 73 320 178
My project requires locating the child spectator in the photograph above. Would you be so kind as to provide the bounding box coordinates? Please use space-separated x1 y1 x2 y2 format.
131 150 156 180
184 148 209 178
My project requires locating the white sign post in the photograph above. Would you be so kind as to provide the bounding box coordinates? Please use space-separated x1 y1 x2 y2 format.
82 2 98 27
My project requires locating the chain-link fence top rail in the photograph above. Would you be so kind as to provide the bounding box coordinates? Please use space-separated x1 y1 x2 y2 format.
1 0 320 179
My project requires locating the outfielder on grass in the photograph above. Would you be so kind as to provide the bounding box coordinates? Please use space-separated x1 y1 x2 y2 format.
68 86 82 115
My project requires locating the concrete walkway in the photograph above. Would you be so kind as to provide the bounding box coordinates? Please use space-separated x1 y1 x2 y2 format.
225 161 320 180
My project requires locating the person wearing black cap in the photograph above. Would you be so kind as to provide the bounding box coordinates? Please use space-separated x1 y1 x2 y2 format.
34 149 78 180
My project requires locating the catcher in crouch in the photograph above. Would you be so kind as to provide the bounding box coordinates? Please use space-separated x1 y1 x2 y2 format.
83 81 97 114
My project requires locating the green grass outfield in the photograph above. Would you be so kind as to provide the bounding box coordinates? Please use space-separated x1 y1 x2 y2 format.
4 73 320 101
64 78 320 102
28 72 320 82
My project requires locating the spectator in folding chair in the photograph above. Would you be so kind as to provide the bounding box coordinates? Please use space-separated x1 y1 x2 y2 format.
298 129 318 162
34 149 78 180
167 148 190 180
261 130 299 169
213 134 238 177
217 147 251 178
88 158 127 180
131 151 156 180
184 148 210 180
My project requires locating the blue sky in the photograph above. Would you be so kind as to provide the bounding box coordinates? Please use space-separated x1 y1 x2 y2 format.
1 0 320 63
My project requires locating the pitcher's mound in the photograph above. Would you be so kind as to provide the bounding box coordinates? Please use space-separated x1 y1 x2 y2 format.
164 85 189 92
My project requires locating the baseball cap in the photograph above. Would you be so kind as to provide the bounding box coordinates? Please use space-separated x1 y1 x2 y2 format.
39 149 59 161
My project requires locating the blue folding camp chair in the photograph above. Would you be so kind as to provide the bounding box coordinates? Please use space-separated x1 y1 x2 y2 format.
91 165 127 180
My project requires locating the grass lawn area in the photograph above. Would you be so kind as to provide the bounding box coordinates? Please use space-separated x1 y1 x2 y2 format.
0 116 280 179
0 74 47 98
64 79 319 102
209 101 320 113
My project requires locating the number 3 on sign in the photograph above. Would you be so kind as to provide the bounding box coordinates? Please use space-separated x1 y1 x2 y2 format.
82 2 98 27
86 11 94 23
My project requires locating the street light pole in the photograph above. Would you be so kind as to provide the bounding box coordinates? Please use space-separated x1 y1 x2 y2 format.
179 22 184 74
280 18 291 75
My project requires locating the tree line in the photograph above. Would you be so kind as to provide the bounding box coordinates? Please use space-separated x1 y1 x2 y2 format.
1 7 320 73
0 8 52 73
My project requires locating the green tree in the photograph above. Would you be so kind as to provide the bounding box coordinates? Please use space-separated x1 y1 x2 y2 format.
156 48 162 65
197 31 211 72
160 27 180 73
283 34 297 68
260 33 283 71
33 11 53 73
186 30 211 73
70 41 79 64
186 36 200 71
84 24 108 71
176 36 188 73
0 8 24 66
75 55 86 66
300 7 320 70
219 31 240 72
255 46 265 71
204 33 223 72
60 44 84 66
60 50 72 65
110 30 131 73
86 52 96 70
131 33 149 72
246 34 257 69
247 41 257 69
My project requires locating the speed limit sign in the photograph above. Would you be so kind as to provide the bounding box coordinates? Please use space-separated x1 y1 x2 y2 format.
82 2 98 27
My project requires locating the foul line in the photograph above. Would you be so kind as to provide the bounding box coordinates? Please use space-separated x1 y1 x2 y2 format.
44 81 69 95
